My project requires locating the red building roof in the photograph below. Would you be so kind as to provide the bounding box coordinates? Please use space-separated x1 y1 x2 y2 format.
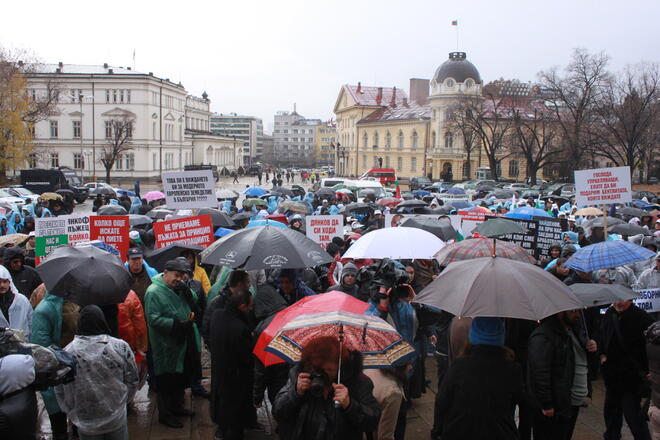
358 100 431 124
344 84 408 107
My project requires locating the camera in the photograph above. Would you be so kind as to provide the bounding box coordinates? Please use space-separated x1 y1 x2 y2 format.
357 259 410 302
308 370 327 398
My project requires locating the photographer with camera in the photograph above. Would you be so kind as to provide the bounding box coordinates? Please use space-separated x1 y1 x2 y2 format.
273 335 380 440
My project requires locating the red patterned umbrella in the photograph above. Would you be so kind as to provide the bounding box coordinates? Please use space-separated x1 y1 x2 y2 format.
435 237 535 266
266 311 415 369
253 291 369 367
377 197 402 207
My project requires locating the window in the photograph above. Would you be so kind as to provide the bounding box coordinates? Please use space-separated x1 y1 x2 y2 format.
50 153 59 168
105 121 112 138
362 155 367 167
49 120 58 138
446 79 454 88
283 129 288 134
363 133 368 148
73 120 81 138
411 157 417 171
73 153 84 169
385 156 390 168
373 132 379 148
28 153 38 168
508 160 519 178
397 157 403 171
153 122 157 140
432 131 436 148
116 154 124 170
124 153 134 170
462 161 471 178
444 131 453 148
411 131 418 149
29 89 36 101
153 153 158 170
126 122 132 138
385 132 391 150
127 90 131 103
398 131 404 149
112 89 118 103
105 89 110 103
496 162 502 177
28 125 35 138
465 79 474 89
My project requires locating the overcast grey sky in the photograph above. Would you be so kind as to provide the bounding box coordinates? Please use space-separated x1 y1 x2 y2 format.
3 0 659 132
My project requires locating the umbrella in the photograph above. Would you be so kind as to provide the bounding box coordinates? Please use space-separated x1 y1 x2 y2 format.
412 190 431 197
619 207 648 218
200 225 333 270
55 189 74 195
475 218 528 238
143 191 166 202
344 202 374 213
447 187 466 195
254 291 370 367
292 185 305 193
343 227 445 259
435 238 536 266
335 188 353 196
128 214 152 227
146 208 174 220
609 223 652 236
432 206 455 215
377 197 402 207
272 187 294 197
585 216 625 228
35 245 131 306
574 207 604 216
397 199 427 208
401 217 458 241
267 213 289 225
40 192 63 201
216 189 239 199
0 233 28 247
490 190 515 199
316 187 337 199
243 198 268 209
246 219 288 228
145 243 203 272
565 240 656 272
244 187 268 197
198 208 235 228
265 311 416 369
279 200 310 214
448 200 471 210
569 283 640 308
97 204 127 216
232 212 254 222
115 189 136 197
214 227 234 238
505 206 552 220
414 257 584 320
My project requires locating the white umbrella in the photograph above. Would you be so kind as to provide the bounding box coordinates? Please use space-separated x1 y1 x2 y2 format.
343 226 444 260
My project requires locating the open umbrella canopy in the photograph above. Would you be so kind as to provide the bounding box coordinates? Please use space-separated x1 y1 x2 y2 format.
344 202 374 213
244 186 268 197
200 225 332 270
565 240 656 272
568 283 640 308
214 227 234 238
0 233 28 247
246 219 288 228
272 186 294 197
401 217 458 241
315 187 337 199
128 214 152 227
574 207 604 216
279 200 310 214
397 199 428 208
242 198 268 208
412 190 431 197
143 191 166 201
335 188 353 196
146 208 174 220
447 187 466 195
292 184 305 193
585 216 625 228
265 311 415 369
36 245 131 306
619 207 648 218
490 190 516 199
216 189 239 199
415 257 584 320
97 204 128 216
40 192 63 201
448 200 471 210
253 291 370 367
267 213 289 225
609 223 652 236
475 217 528 238
146 243 203 272
115 189 136 197
435 238 536 266
231 211 255 222
198 208 235 228
377 197 402 207
505 206 552 220
343 226 444 260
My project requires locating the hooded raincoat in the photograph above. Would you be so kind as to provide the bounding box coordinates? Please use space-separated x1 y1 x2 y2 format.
0 265 32 339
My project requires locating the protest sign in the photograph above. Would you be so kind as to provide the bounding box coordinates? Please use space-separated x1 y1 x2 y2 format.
34 215 91 264
533 217 563 258
306 215 343 248
633 289 660 313
35 217 67 237
574 166 632 207
152 214 215 249
162 170 216 209
491 216 537 257
35 235 68 264
90 216 130 261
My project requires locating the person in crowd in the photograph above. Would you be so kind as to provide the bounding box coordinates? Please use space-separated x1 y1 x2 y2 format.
277 269 316 305
117 288 148 375
411 259 439 292
436 317 523 439
542 243 562 268
19 215 35 234
209 286 255 440
92 194 104 213
144 258 200 428
0 265 32 339
548 257 571 281
23 231 36 267
528 309 598 440
181 249 211 294
646 322 660 440
203 269 250 343
325 262 359 298
289 214 304 233
598 299 654 440
635 252 660 290
364 365 407 440
125 247 157 304
273 336 380 440
55 305 138 440
3 246 41 298
0 353 38 439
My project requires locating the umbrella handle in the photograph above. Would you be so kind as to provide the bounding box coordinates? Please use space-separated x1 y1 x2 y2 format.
335 324 344 409
492 238 496 258
580 309 590 341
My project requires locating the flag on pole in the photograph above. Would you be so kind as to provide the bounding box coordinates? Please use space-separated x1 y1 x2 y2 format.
451 20 458 26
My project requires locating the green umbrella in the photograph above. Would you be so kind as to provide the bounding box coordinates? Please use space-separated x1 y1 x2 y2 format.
243 198 268 208
331 183 347 191
292 184 305 193
475 218 527 238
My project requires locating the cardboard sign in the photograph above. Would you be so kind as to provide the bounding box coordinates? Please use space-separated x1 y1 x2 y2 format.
34 215 91 264
492 217 538 257
90 216 130 261
534 217 564 258
634 289 660 313
152 214 215 249
162 170 216 209
305 215 343 248
35 217 67 237
35 234 68 264
574 166 632 207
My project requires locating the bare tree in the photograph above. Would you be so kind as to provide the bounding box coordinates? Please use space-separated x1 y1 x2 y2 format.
449 109 479 180
100 117 134 184
591 63 659 183
539 48 610 178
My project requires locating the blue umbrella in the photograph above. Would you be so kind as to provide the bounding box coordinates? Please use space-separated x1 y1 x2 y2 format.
412 190 431 197
565 240 656 272
116 189 136 197
214 227 235 238
244 187 268 197
447 187 466 195
449 200 471 209
504 206 552 220
246 219 287 228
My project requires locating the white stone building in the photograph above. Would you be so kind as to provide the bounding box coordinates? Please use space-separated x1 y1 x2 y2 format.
273 107 322 167
23 63 243 182
209 113 264 165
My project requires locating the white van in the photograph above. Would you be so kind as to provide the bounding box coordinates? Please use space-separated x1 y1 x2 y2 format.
320 177 351 188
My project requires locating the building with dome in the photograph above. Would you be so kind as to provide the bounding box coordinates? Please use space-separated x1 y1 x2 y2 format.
333 51 552 182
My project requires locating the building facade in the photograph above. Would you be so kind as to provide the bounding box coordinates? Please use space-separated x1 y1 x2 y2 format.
23 63 242 182
209 113 264 165
314 122 337 166
272 108 322 167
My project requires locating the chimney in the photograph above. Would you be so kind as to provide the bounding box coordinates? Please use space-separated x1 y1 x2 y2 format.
148 72 153 76
390 86 397 107
103 63 108 68
58 61 63 68
127 66 131 70
108 68 114 74
403 97 408 107
293 103 297 113
409 78 430 104
17 60 23 67
376 87 383 105
356 82 362 93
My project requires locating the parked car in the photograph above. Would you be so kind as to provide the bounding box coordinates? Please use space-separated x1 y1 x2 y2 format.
633 190 658 203
543 183 573 196
0 188 25 209
409 176 432 191
648 177 658 185
5 185 38 199
560 184 575 197
20 168 88 203
503 183 529 191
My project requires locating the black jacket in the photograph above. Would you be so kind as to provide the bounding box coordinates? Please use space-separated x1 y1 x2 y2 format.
527 316 579 415
325 281 360 299
202 287 232 344
273 355 380 440
646 323 660 407
437 344 523 440
4 247 41 298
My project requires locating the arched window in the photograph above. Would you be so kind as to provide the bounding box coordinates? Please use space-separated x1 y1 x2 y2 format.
363 133 368 148
462 161 471 178
411 131 418 149
373 132 379 148
398 131 404 149
385 132 391 150
431 131 437 148
444 131 453 148
508 160 519 178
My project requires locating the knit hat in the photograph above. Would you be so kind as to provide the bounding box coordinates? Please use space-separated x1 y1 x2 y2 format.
469 317 505 347
341 263 358 280
561 244 577 258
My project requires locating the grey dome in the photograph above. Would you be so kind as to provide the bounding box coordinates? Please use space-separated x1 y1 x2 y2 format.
433 52 481 84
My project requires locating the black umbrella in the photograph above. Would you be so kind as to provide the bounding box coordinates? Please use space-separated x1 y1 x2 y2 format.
315 187 337 199
146 208 174 220
609 223 652 236
432 206 455 215
128 214 152 227
272 187 294 197
568 283 640 308
475 218 528 238
397 199 428 208
97 204 128 216
344 202 374 213
401 218 458 241
232 212 255 222
198 208 235 228
585 216 625 228
619 207 648 218
490 190 515 199
95 187 116 196
539 195 571 206
146 243 204 272
35 245 131 306
200 225 333 270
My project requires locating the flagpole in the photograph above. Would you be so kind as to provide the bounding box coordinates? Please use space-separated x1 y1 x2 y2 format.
456 24 459 51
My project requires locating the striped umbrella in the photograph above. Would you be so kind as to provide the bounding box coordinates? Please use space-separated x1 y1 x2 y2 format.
435 237 535 265
565 240 656 272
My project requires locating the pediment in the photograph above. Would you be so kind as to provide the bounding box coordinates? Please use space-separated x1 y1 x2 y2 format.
68 111 83 117
163 112 176 121
101 107 136 118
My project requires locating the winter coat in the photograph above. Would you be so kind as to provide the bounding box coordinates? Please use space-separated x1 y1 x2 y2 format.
4 247 42 297
202 286 231 344
209 303 254 428
273 358 380 440
124 261 157 305
366 300 417 346
363 369 404 440
0 291 31 340
193 260 211 294
117 290 148 354
646 323 660 407
326 281 360 299
144 274 200 376
436 345 523 440
635 266 660 290
55 334 138 436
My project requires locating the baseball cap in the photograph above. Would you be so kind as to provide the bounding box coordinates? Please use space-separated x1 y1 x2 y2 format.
28 231 36 237
126 247 143 259
374 210 383 215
